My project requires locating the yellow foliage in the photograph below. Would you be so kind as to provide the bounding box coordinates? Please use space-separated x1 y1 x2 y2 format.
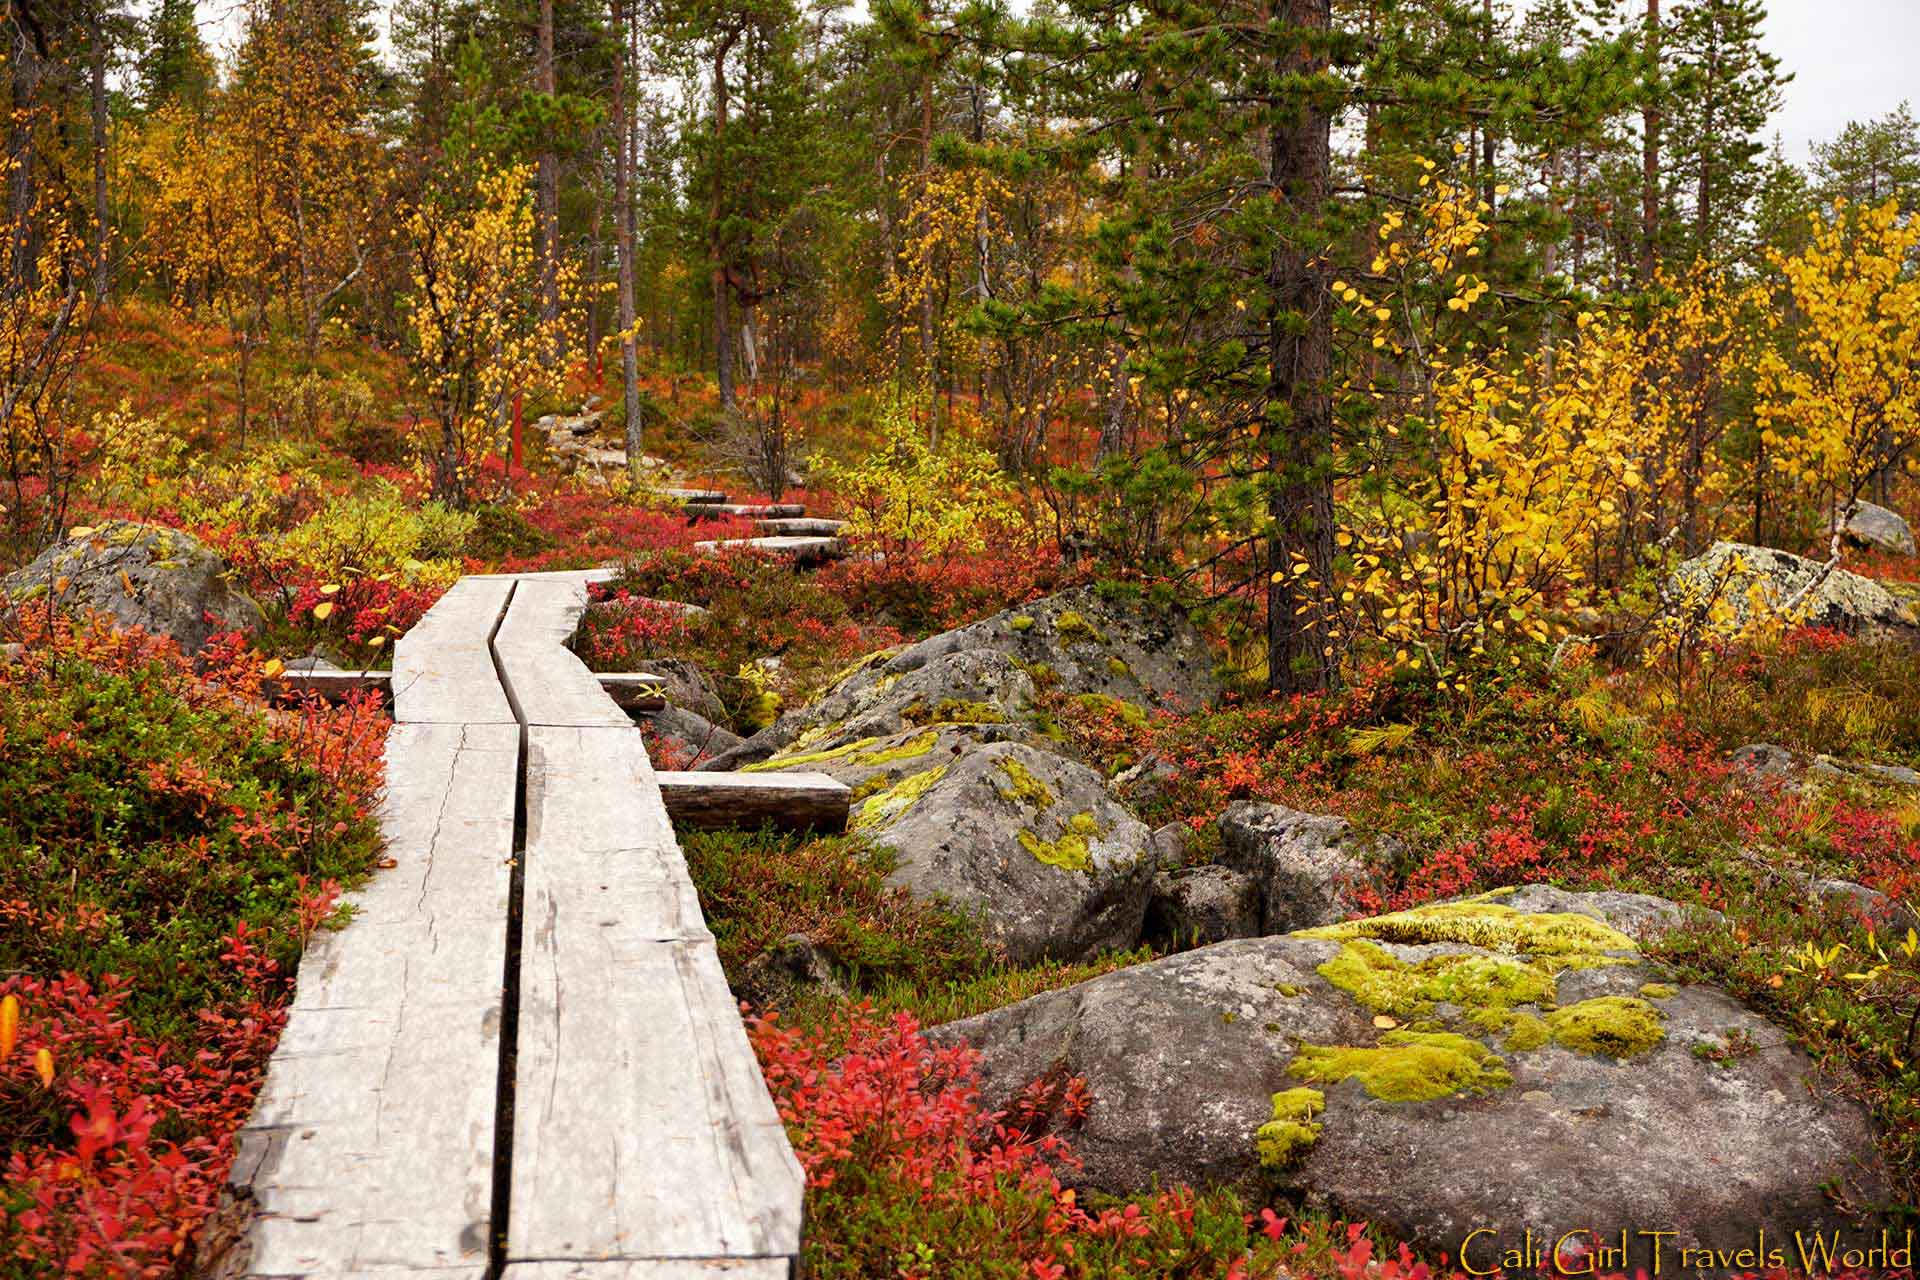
814 402 1022 557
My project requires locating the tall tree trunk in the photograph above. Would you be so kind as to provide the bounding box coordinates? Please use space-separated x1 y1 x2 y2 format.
612 0 642 472
536 0 560 357
89 6 110 300
710 33 738 410
1480 0 1497 209
1640 0 1662 284
1265 0 1337 696
7 23 40 286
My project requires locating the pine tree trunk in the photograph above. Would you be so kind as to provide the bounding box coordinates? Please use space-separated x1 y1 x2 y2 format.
537 0 560 358
90 7 110 300
710 34 737 410
1640 0 1662 284
1265 0 1338 696
613 0 642 473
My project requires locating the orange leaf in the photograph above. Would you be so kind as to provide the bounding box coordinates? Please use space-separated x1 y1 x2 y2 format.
52 576 69 594
119 570 135 595
34 1047 53 1087
0 994 16 1059
1372 1014 1398 1029
1767 974 1784 988
262 658 285 679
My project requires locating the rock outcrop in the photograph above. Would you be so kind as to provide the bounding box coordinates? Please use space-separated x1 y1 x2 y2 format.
1218 801 1390 932
1666 541 1918 642
4 521 264 656
940 890 1888 1269
1833 500 1916 558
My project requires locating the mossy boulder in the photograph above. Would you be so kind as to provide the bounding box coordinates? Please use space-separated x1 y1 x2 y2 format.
1665 541 1920 642
3 521 264 656
705 585 1218 769
940 889 1890 1266
858 741 1154 964
1219 802 1393 932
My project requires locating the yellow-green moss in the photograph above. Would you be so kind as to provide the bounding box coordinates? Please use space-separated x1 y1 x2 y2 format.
912 698 1007 726
1106 656 1132 678
1316 940 1556 1031
995 757 1056 811
1503 1013 1551 1052
1009 614 1036 632
853 765 948 830
750 730 942 773
1289 1031 1513 1102
1298 902 1636 958
1074 692 1149 728
1255 1088 1325 1169
1018 811 1102 872
1055 610 1106 644
1638 982 1676 1000
824 645 905 691
1544 996 1665 1058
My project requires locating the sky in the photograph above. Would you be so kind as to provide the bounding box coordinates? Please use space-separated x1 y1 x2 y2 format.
1760 0 1916 163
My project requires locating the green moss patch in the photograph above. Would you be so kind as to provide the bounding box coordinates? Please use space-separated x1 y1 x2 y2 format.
1544 996 1665 1058
1074 692 1149 728
1317 940 1556 1032
1289 1031 1514 1102
995 756 1056 810
1009 614 1036 632
1054 610 1107 644
906 698 1008 726
753 731 942 774
1503 1013 1551 1052
1298 901 1636 958
1255 1088 1325 1169
1018 811 1102 872
853 765 948 831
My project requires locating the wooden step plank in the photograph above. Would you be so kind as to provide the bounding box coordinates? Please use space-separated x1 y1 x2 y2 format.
752 518 845 537
391 576 517 724
272 666 665 712
509 724 803 1266
662 487 729 504
227 721 517 1277
506 1260 789 1279
686 503 805 521
692 536 844 564
657 770 850 834
494 577 632 728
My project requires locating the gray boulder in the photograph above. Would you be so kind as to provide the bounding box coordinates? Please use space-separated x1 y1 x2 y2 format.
642 705 744 769
4 521 264 655
940 891 1889 1269
707 586 1218 769
1833 500 1916 558
1665 541 1919 641
630 656 729 724
856 741 1154 963
1811 754 1920 789
1807 877 1919 932
739 722 1039 798
1730 742 1798 786
1218 802 1387 932
1144 866 1262 948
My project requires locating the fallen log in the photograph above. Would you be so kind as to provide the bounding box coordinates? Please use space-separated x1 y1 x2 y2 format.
655 770 851 834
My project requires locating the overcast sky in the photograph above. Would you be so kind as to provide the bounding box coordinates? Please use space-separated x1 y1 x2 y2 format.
1762 0 1915 163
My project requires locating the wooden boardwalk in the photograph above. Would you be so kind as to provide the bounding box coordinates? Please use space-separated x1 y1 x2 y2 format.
224 571 804 1279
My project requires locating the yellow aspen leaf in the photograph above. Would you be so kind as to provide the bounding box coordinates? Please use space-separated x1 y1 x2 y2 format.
34 1048 53 1087
313 601 336 621
0 994 16 1058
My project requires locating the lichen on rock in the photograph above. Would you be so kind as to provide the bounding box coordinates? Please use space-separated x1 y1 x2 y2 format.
1255 1088 1325 1168
852 765 948 830
1018 811 1103 872
1289 1030 1514 1102
995 756 1056 810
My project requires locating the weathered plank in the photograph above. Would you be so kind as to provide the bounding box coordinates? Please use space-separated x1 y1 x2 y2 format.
227 721 517 1277
692 536 844 564
391 576 518 724
272 668 390 704
686 503 805 521
752 518 845 537
509 724 804 1265
656 770 850 834
506 1261 790 1280
662 487 730 504
494 576 633 728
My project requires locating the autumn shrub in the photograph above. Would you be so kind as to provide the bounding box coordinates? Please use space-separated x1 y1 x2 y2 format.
0 616 388 1275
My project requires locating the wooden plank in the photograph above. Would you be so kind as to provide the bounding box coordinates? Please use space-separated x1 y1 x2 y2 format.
506 1261 789 1280
692 536 844 564
494 577 632 728
686 503 805 521
391 576 517 724
657 770 849 834
509 724 803 1266
752 518 844 537
662 487 729 504
272 668 390 704
228 721 517 1277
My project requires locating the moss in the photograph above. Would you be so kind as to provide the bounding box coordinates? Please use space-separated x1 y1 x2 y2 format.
1503 1013 1551 1052
1289 1031 1513 1102
1106 656 1132 678
1638 982 1677 1000
1274 982 1305 997
1545 996 1665 1058
824 644 904 691
1298 901 1637 958
908 698 1007 726
1054 610 1107 644
1018 813 1102 872
749 735 885 772
1074 692 1149 728
852 765 948 831
995 757 1056 811
1316 940 1556 1031
1009 614 1036 632
1255 1088 1325 1169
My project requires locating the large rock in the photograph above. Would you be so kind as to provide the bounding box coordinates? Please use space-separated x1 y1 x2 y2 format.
1144 865 1262 948
705 585 1218 768
854 740 1155 964
941 891 1889 1269
3 521 264 655
1218 801 1389 932
1665 541 1918 642
1833 500 1916 558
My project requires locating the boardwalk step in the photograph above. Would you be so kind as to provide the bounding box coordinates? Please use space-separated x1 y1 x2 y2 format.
662 487 730 504
693 535 845 564
278 667 669 713
753 517 846 537
686 502 806 521
657 770 851 834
